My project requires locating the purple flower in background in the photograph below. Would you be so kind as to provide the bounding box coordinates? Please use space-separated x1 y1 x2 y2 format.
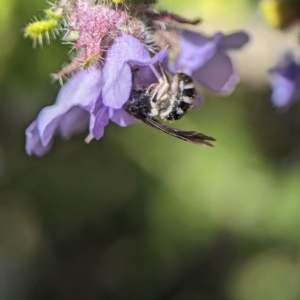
26 34 167 156
269 52 300 107
172 30 249 94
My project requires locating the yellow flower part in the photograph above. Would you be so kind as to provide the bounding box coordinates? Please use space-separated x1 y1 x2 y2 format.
260 0 300 29
44 9 64 20
100 0 125 3
24 8 65 44
24 19 57 43
82 55 99 69
260 0 284 28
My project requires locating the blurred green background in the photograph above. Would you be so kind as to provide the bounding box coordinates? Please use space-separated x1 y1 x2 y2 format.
1 0 300 299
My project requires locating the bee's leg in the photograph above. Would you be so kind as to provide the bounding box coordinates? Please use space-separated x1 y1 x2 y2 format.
157 63 168 83
145 83 160 102
147 63 170 101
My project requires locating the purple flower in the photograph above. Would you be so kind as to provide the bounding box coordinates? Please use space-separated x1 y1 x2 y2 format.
269 52 300 107
25 0 251 156
171 30 249 94
26 33 167 156
26 30 249 156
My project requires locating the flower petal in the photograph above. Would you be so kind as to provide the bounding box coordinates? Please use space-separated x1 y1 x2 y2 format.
36 67 102 147
219 31 250 50
173 29 249 94
25 121 52 156
173 29 219 74
109 108 137 127
269 73 296 107
59 107 89 139
91 106 109 140
192 53 239 94
56 67 102 107
101 33 167 109
269 52 300 107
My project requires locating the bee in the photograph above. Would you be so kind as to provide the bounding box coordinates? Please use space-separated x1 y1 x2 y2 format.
123 66 215 146
145 64 196 121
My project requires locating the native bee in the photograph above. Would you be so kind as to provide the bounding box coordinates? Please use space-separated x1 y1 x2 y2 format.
145 64 196 121
123 66 215 146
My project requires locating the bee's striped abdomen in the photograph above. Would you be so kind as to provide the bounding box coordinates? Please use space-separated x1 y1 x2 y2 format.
164 72 195 120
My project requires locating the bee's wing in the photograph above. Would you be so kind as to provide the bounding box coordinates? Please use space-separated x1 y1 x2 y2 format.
140 115 215 146
124 94 215 146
